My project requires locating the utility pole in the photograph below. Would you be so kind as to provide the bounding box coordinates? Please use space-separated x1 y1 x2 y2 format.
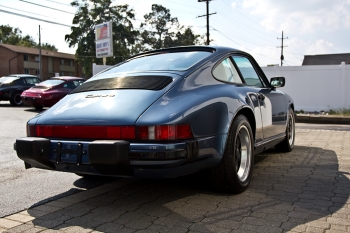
198 0 216 45
38 25 42 80
277 31 288 66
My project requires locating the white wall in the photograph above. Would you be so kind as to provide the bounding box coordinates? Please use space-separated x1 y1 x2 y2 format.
92 63 350 112
262 62 350 112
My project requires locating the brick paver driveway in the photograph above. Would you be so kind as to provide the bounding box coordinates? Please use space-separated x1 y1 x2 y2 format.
1 129 349 233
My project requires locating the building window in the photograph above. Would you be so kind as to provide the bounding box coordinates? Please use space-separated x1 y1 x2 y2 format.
35 56 40 62
70 60 73 66
36 70 40 75
24 68 29 74
61 59 65 65
60 71 65 76
24 55 28 61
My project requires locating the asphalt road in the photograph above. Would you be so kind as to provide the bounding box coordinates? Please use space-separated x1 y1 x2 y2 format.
0 103 115 218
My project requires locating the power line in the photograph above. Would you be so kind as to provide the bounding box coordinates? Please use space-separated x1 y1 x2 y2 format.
43 0 72 7
213 28 278 61
0 9 72 27
19 0 74 14
0 4 59 19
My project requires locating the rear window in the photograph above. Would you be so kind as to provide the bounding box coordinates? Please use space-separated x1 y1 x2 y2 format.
71 76 173 94
36 79 64 87
0 77 18 84
102 51 211 74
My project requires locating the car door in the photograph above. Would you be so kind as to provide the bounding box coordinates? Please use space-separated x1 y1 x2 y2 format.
211 57 264 143
231 55 287 140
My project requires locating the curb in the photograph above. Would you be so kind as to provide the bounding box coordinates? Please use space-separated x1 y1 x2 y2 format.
296 114 350 125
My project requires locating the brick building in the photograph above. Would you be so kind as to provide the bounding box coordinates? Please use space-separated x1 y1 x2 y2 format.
0 43 83 80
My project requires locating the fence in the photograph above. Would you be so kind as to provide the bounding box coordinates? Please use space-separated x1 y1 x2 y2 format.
262 62 350 112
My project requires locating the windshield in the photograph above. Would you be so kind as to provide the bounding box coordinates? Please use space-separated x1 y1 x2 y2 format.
0 76 18 84
102 51 211 74
37 79 64 87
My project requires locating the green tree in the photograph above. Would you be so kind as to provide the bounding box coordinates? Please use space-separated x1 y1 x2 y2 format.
18 35 37 48
0 25 23 45
0 24 57 51
140 4 179 50
139 4 203 50
65 0 138 77
41 43 58 52
173 27 202 46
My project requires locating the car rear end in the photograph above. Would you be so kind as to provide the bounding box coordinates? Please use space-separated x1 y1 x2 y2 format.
21 79 65 108
14 48 224 178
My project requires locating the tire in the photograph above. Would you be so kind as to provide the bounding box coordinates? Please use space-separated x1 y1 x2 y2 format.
275 108 295 152
10 91 23 106
209 115 254 193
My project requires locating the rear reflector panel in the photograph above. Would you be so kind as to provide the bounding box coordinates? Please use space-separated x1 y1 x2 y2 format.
29 124 193 141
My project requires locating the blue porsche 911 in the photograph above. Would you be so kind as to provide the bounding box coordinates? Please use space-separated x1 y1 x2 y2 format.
15 46 295 193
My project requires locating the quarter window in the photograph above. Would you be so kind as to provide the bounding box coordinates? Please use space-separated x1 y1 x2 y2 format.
64 81 76 89
213 58 242 84
25 77 41 84
232 56 264 87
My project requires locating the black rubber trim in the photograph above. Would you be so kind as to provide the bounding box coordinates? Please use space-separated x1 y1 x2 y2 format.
71 76 173 94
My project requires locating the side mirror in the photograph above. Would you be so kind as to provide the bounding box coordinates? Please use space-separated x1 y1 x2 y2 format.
270 77 285 88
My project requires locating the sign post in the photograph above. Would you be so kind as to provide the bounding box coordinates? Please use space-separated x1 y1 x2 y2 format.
95 21 113 63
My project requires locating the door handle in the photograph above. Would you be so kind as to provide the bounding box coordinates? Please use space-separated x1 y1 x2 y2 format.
258 93 265 101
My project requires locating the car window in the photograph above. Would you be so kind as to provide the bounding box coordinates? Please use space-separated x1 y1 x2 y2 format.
38 80 65 87
73 80 84 87
213 58 242 84
0 77 17 84
232 56 265 87
25 77 41 84
12 78 24 85
63 81 76 89
101 51 212 74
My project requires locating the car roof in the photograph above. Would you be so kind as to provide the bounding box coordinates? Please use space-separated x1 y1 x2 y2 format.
8 74 39 78
50 76 85 81
127 45 242 60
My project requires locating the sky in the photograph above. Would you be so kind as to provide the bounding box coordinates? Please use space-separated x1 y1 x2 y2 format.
0 0 350 67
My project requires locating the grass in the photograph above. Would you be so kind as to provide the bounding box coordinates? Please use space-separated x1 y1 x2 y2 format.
328 109 350 116
295 109 350 116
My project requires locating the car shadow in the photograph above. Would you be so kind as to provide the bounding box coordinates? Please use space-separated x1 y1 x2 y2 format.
29 176 118 208
23 108 46 113
23 145 348 232
0 103 28 108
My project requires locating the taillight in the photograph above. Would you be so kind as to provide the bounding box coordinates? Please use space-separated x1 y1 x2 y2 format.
34 125 136 139
27 124 36 136
40 93 54 99
29 124 193 140
138 124 193 140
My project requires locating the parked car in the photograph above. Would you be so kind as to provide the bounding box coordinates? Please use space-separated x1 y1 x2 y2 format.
21 76 85 110
0 74 41 106
14 46 295 193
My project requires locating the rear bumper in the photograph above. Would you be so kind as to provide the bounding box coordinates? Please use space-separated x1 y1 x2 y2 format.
14 136 224 178
21 96 55 107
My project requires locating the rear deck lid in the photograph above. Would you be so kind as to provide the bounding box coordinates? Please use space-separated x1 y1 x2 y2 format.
35 73 183 126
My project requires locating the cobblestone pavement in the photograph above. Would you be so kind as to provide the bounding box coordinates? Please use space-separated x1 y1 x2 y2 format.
1 129 349 233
